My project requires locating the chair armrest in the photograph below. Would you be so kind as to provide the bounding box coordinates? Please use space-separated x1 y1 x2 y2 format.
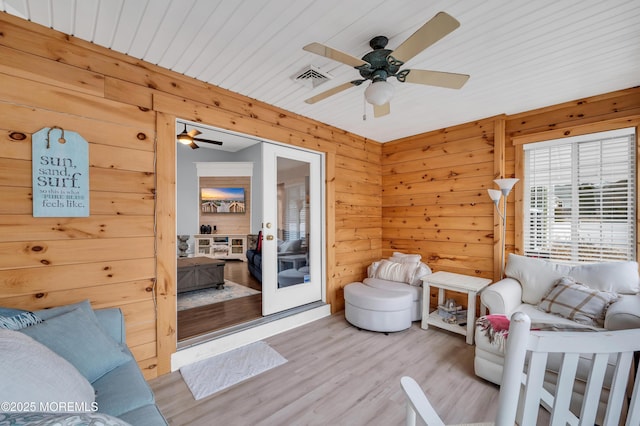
605 294 640 330
480 278 523 315
400 376 446 426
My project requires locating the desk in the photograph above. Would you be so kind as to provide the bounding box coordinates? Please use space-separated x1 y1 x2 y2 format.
421 271 491 344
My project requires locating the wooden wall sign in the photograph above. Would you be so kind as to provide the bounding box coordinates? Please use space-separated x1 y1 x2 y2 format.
32 126 90 217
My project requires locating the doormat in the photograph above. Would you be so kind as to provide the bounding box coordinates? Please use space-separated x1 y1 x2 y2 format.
179 341 287 400
177 281 260 311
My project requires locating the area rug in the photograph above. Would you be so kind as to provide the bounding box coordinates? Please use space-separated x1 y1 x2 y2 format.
179 341 287 400
177 281 260 311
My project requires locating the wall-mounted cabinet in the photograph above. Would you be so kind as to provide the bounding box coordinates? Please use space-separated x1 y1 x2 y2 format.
194 234 247 260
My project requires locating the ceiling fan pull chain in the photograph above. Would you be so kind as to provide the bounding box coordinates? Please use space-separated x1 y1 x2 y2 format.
363 96 367 121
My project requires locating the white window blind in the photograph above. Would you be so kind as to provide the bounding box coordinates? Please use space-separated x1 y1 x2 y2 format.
284 183 306 241
523 128 636 263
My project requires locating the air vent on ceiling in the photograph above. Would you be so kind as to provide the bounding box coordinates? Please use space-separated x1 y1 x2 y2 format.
291 65 332 88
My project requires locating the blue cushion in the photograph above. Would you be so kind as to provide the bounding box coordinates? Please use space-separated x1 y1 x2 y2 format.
118 404 167 426
34 299 95 322
0 307 27 317
20 307 132 383
34 299 117 340
92 354 154 417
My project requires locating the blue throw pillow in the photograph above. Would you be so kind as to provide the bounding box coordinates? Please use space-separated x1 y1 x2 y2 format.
34 299 95 322
20 307 132 383
0 307 27 317
33 299 115 338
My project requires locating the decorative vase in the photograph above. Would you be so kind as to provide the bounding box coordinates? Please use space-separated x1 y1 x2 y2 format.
177 235 190 257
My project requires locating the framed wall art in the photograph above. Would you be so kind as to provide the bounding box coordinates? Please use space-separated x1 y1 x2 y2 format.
200 187 246 214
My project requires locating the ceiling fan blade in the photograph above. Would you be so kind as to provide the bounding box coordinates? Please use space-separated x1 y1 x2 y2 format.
187 129 201 138
374 102 390 118
189 141 199 149
390 12 460 64
193 138 223 146
304 82 356 104
402 69 469 89
303 42 368 68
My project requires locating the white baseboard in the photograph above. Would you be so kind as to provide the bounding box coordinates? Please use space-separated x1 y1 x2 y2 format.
171 303 331 371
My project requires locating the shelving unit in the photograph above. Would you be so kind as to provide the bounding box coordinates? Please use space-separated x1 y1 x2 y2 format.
194 234 247 260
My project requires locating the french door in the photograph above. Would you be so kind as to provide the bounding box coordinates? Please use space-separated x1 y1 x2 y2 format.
261 143 324 315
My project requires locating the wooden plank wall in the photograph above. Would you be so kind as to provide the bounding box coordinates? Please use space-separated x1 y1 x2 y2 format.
0 12 382 377
381 118 505 309
382 87 640 311
0 10 636 377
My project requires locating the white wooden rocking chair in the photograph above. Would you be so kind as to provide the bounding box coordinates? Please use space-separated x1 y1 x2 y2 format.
401 312 640 426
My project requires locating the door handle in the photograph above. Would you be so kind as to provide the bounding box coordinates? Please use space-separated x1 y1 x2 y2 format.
266 235 274 240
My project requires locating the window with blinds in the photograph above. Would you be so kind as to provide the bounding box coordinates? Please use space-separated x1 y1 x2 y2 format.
523 127 636 263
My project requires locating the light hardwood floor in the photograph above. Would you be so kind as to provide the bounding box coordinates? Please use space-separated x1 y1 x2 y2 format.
151 314 505 425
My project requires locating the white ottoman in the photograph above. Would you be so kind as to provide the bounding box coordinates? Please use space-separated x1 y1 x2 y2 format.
278 268 306 287
344 282 413 332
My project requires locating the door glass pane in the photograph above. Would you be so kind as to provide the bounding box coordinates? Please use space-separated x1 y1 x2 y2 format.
277 157 310 288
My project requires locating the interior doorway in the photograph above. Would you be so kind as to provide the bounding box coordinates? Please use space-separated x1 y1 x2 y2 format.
175 119 325 344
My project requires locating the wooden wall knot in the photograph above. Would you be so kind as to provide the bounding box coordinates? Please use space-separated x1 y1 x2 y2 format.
35 293 45 299
9 131 27 141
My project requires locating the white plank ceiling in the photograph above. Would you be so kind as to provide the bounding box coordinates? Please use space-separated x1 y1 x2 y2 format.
2 0 639 143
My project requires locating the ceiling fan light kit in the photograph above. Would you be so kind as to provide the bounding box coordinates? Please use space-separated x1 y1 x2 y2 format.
302 11 469 118
176 123 223 149
177 132 195 145
365 80 394 105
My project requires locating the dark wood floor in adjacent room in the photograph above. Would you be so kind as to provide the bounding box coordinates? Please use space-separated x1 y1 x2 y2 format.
177 259 262 341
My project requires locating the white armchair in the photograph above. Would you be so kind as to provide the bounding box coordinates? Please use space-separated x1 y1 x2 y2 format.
474 254 640 423
403 312 640 426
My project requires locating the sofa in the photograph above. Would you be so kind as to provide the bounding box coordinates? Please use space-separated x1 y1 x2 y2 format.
474 254 640 422
0 300 167 425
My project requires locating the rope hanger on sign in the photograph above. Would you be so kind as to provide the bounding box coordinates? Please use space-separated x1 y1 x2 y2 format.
45 126 66 149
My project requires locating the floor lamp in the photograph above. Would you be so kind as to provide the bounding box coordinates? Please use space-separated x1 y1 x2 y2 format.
488 178 519 278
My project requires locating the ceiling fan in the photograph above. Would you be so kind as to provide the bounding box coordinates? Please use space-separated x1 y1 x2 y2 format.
176 123 223 149
303 11 469 118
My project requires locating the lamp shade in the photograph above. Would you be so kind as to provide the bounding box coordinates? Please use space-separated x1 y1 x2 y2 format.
494 178 519 196
364 81 394 105
487 189 502 203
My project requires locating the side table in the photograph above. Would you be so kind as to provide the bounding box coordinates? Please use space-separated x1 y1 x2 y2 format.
421 271 491 344
278 254 307 271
